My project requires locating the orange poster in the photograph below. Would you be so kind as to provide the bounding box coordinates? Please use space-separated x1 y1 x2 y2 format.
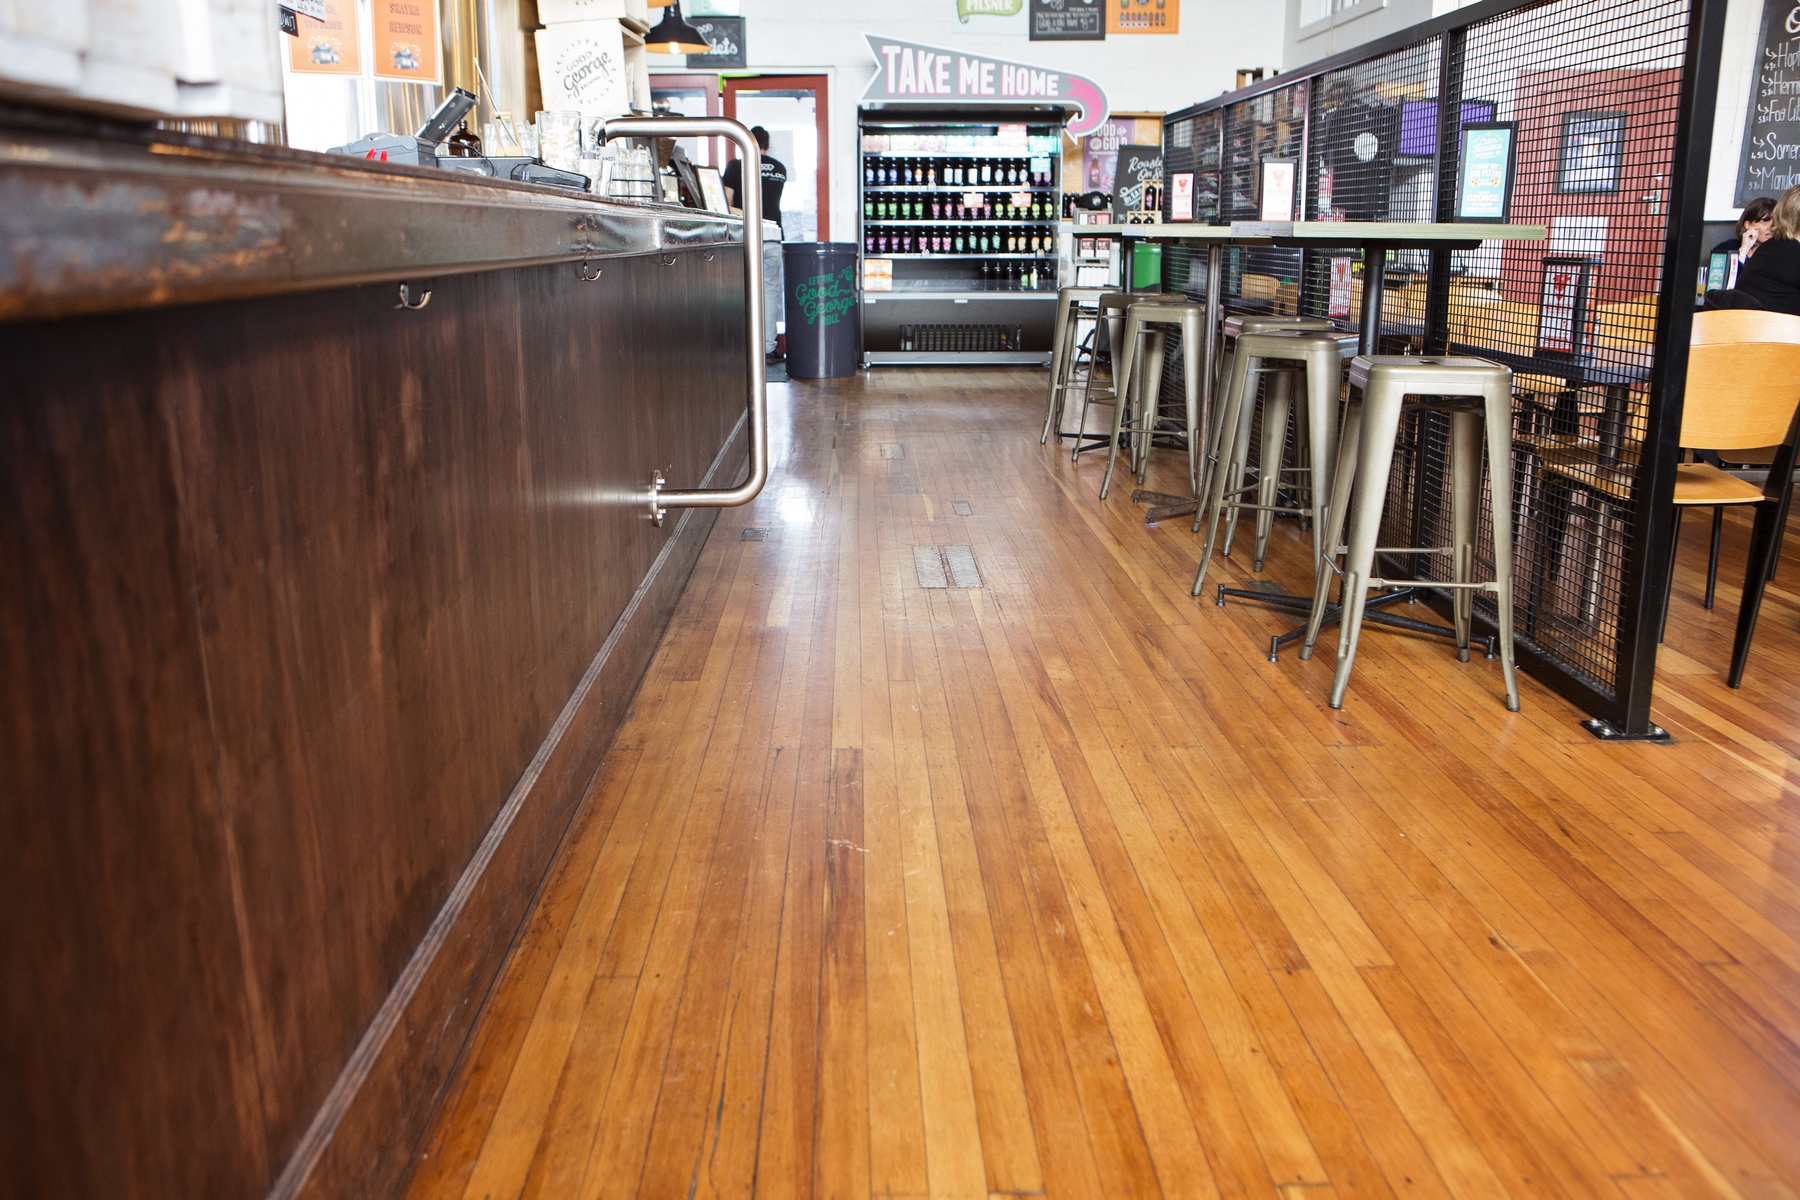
288 0 362 75
1109 0 1177 35
371 0 442 83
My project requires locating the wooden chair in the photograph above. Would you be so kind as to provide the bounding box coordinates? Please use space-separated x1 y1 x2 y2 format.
1666 310 1800 686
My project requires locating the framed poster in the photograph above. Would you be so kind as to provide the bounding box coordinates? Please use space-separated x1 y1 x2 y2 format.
1327 256 1354 318
1030 0 1104 40
287 0 361 75
1258 157 1296 222
1556 110 1626 194
1170 171 1194 221
371 0 441 83
1535 257 1596 358
1456 121 1516 221
697 166 730 214
1108 0 1175 34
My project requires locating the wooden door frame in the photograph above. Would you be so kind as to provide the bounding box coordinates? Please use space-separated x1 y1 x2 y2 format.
649 73 725 169
722 74 830 241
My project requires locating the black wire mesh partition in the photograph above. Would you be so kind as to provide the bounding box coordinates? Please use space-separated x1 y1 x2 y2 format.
1157 0 1727 735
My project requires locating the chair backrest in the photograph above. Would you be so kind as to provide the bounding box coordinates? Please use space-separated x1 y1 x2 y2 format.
1683 311 1800 450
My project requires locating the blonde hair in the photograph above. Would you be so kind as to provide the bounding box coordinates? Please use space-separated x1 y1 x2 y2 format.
1773 185 1800 241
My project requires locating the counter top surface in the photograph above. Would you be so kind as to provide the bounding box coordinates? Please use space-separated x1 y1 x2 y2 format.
0 111 745 322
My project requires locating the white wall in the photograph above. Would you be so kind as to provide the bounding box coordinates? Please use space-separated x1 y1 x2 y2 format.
1284 0 1485 70
651 0 1284 245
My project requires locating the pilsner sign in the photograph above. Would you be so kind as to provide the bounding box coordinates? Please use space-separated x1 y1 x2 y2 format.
860 33 1109 137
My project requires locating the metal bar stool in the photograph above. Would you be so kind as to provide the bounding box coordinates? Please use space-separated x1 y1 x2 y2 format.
1301 355 1519 712
1192 328 1361 595
1196 314 1339 530
1073 292 1135 462
1100 297 1209 500
1041 286 1110 445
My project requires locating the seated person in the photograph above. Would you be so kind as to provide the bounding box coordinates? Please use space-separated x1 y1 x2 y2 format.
1737 185 1800 317
1710 196 1775 289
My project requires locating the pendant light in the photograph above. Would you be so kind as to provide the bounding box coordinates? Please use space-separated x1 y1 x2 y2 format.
645 0 712 56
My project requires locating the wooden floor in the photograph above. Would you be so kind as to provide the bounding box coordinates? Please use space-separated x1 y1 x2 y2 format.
401 368 1800 1200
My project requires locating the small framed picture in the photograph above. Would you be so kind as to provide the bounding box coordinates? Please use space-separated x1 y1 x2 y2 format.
1536 257 1597 358
696 166 730 215
1258 158 1297 222
1456 122 1517 221
1556 111 1626 194
1170 172 1194 221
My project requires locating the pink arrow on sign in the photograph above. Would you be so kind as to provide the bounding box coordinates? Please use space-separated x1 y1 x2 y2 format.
860 33 1110 138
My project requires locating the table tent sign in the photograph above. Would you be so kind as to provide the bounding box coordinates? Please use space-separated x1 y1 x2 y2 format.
859 33 1109 138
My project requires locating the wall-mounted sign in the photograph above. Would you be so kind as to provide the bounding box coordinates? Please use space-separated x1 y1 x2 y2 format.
1736 0 1800 203
860 33 1110 137
1456 121 1516 221
1030 0 1103 40
371 0 441 83
288 0 361 74
958 0 1024 19
1109 0 1176 35
686 16 745 69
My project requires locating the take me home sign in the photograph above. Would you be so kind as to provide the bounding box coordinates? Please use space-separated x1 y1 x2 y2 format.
860 33 1109 137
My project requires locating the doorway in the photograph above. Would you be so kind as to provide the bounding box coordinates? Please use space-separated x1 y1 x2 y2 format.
723 75 830 242
649 73 725 172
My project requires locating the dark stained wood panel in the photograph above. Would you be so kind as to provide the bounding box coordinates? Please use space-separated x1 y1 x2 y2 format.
1 244 748 1200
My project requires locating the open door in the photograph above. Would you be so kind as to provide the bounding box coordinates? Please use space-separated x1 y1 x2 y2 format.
723 75 830 241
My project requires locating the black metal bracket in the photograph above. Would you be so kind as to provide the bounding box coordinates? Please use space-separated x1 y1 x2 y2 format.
1581 718 1672 742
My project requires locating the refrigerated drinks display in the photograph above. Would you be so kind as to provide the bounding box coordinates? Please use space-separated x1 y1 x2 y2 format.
857 107 1065 365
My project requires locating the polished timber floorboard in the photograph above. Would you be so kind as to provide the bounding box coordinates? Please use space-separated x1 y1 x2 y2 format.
402 369 1800 1200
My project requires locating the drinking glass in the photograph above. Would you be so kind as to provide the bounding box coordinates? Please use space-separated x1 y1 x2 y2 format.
536 110 583 172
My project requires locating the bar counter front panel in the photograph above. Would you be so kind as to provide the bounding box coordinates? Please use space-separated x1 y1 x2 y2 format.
0 125 749 1200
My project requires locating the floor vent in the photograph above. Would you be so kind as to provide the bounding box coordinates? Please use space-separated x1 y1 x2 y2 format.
952 500 974 516
880 443 906 459
741 528 768 541
913 545 982 589
895 476 920 494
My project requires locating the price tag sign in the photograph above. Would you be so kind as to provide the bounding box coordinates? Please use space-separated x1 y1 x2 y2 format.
1011 191 1031 209
963 192 984 209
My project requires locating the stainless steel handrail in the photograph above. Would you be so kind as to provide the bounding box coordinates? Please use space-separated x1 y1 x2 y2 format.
599 116 768 524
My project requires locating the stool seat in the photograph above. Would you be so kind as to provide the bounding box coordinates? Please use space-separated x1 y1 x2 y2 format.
1301 354 1519 711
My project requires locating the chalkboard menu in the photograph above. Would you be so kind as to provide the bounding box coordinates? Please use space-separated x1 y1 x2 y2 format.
1030 0 1105 41
1112 144 1162 218
1736 0 1800 204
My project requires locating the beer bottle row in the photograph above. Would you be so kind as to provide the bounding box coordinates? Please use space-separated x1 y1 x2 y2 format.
863 227 1053 255
863 156 1050 188
865 194 1055 221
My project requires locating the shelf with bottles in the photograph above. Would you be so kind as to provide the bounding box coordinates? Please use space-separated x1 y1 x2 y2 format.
862 159 1053 188
865 196 1059 222
864 228 1056 255
864 185 1057 194
866 219 1057 227
878 253 1053 259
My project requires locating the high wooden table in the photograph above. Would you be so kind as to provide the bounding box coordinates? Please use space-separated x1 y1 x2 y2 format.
1111 220 1548 659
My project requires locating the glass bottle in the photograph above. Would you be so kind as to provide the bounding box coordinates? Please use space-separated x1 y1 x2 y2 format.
865 161 875 185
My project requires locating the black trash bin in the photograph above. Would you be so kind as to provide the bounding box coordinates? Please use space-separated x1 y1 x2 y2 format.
783 243 860 378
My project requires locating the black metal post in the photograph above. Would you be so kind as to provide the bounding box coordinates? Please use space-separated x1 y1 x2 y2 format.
1587 0 1729 740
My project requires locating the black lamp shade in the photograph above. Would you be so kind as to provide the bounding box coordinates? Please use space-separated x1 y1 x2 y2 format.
646 1 712 55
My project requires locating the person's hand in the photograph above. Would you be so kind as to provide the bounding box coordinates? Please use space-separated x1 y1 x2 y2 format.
1741 229 1761 259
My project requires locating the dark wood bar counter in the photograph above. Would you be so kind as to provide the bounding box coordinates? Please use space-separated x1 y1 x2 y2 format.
0 111 751 1200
